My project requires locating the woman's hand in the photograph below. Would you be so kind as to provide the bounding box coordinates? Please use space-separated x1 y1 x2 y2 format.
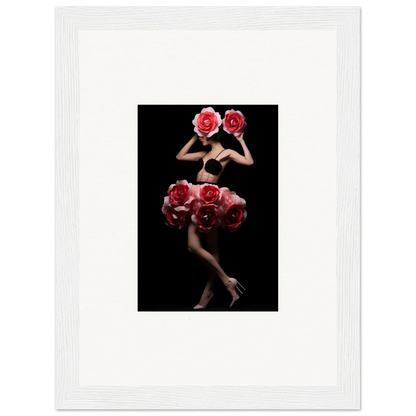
236 131 245 142
176 133 205 161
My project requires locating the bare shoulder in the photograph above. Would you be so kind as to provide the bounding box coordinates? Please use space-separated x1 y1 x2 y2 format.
224 149 253 166
220 148 235 159
221 149 238 160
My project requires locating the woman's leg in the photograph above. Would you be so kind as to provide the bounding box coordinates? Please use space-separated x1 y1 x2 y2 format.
204 228 220 291
187 223 229 285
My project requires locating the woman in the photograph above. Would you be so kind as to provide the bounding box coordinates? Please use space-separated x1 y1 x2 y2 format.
162 107 254 309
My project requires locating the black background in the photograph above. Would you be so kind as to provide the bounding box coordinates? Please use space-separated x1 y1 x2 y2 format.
138 105 278 311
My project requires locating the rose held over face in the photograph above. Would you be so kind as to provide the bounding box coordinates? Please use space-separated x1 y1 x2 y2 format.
223 109 247 137
192 107 222 138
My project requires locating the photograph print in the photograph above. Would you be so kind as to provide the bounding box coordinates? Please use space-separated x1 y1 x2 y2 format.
138 105 278 311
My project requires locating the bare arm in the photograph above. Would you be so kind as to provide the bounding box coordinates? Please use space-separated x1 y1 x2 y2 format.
226 132 254 166
176 134 206 161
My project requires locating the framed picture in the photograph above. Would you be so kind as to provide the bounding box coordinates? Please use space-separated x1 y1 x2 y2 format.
56 7 360 409
138 104 278 312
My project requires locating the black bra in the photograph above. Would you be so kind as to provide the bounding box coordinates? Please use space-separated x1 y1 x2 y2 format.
197 149 226 176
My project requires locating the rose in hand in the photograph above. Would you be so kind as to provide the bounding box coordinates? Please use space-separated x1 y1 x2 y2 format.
223 109 247 137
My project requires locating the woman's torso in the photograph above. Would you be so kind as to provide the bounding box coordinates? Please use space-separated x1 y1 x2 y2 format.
196 148 231 184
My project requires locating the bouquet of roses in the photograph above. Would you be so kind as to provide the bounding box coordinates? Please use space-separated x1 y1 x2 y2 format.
161 180 247 232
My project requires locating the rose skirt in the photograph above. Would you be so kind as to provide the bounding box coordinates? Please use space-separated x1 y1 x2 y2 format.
161 180 247 233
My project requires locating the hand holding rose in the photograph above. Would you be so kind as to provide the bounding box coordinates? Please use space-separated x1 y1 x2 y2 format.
223 109 247 137
191 107 247 139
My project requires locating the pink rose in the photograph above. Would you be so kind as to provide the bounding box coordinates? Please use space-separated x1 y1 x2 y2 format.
192 107 222 138
198 184 222 205
223 109 247 137
168 180 194 207
219 190 247 232
191 203 220 232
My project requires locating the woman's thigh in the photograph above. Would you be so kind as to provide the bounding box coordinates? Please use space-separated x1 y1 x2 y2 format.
187 222 202 252
205 228 219 256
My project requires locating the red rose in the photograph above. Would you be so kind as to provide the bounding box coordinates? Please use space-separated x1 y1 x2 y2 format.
165 207 189 229
192 107 222 138
192 204 220 232
197 112 217 134
223 109 247 137
223 204 246 231
168 180 194 207
199 184 221 205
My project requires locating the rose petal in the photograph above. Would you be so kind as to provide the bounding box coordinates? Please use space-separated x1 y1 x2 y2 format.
235 110 245 118
207 126 219 137
215 112 222 126
166 221 175 228
194 127 205 137
161 196 171 214
183 197 195 208
192 113 200 125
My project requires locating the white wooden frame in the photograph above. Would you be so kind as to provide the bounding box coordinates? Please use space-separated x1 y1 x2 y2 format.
56 7 360 409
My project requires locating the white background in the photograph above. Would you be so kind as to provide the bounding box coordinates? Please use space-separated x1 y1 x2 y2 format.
78 29 337 387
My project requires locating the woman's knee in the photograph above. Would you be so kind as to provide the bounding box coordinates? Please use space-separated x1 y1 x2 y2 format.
188 244 200 255
206 247 219 263
209 251 219 263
